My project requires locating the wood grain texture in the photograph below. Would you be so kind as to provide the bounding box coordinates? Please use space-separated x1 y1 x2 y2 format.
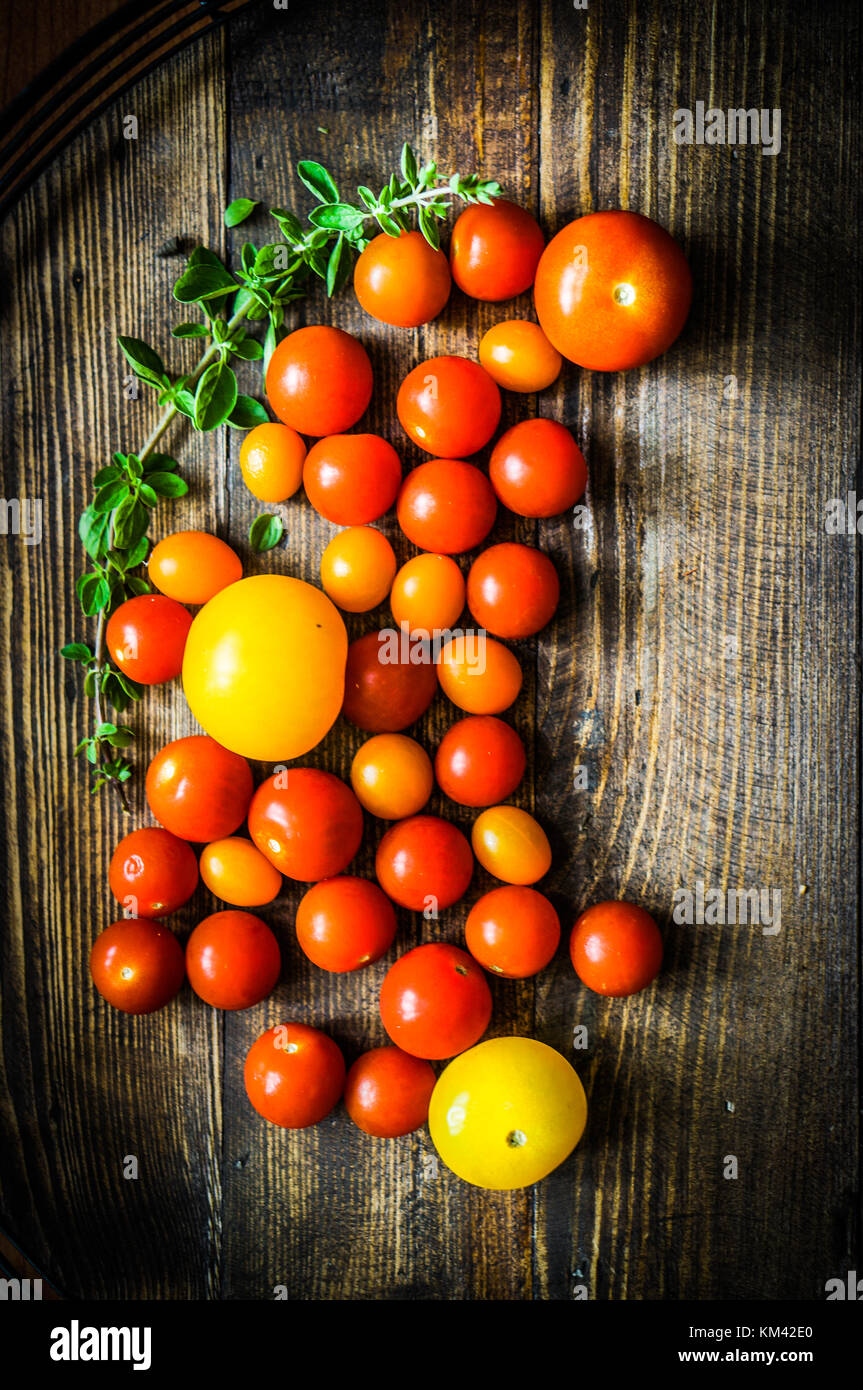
0 0 860 1301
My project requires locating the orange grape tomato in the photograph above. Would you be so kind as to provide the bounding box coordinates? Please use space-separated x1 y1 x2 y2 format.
390 553 466 634
239 422 306 502
320 526 397 613
354 230 451 327
437 634 523 715
471 805 552 885
199 837 282 906
148 531 242 606
478 320 562 392
350 733 434 820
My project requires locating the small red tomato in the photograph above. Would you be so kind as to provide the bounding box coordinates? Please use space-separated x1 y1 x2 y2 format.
145 735 253 842
106 594 192 685
397 356 501 458
466 543 560 638
489 419 587 517
450 199 545 301
185 909 281 1009
397 459 496 555
342 630 438 733
478 320 562 392
108 826 199 917
570 900 663 996
90 918 185 1014
265 325 373 435
247 768 364 882
354 230 451 327
375 814 473 912
303 434 402 525
435 715 526 808
244 1022 346 1128
344 1046 436 1137
465 885 560 978
296 876 397 973
379 942 492 1059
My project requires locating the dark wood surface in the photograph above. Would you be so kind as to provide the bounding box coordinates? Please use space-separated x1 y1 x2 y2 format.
0 0 859 1300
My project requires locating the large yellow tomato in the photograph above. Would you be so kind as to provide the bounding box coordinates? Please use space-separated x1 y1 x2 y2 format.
429 1036 587 1189
182 574 347 761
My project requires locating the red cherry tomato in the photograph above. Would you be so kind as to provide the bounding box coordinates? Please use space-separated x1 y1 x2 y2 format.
185 910 281 1009
379 942 492 1059
375 814 473 912
397 356 501 458
344 1046 436 1137
478 319 562 392
533 211 692 371
105 594 192 685
466 543 559 638
397 459 496 555
342 630 438 733
295 876 397 972
145 735 253 842
435 715 526 808
108 827 199 917
465 885 560 978
450 199 545 301
354 230 451 327
489 419 587 518
90 918 185 1014
303 434 402 525
247 768 364 882
569 900 663 996
244 1022 345 1129
265 325 373 435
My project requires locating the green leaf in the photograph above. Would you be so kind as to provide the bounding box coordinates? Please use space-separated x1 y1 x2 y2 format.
172 387 197 419
249 513 284 552
173 263 236 304
262 318 287 371
172 322 210 338
60 642 92 662
141 453 179 474
231 336 264 361
92 479 129 514
225 197 259 227
78 573 111 617
233 285 269 320
194 360 238 431
137 482 159 509
188 246 224 267
93 465 121 487
106 727 135 749
296 160 339 204
126 454 143 480
241 241 257 276
115 671 144 701
113 496 150 550
95 722 118 738
79 507 110 561
375 210 403 238
418 206 441 250
326 234 351 296
228 395 269 430
126 575 151 597
400 142 418 185
146 472 189 498
117 336 167 386
254 243 293 278
123 536 149 568
308 203 365 232
73 738 91 758
270 207 303 241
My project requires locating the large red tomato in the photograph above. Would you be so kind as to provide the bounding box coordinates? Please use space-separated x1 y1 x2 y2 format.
248 768 364 882
145 735 253 842
397 356 501 458
342 630 438 732
466 543 560 638
354 230 451 326
375 814 473 911
533 211 692 371
397 459 497 555
450 200 545 301
90 918 185 1014
379 943 492 1059
295 876 397 972
185 910 281 1009
434 715 526 807
265 325 373 434
244 1023 345 1128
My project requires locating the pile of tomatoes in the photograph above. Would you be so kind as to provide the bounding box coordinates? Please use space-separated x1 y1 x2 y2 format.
92 199 689 1189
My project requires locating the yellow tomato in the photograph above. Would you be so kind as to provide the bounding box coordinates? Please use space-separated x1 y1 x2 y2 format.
320 526 397 612
350 733 434 819
148 530 242 605
429 1037 587 1189
182 574 347 761
200 837 282 906
478 320 562 393
471 805 551 883
239 422 306 502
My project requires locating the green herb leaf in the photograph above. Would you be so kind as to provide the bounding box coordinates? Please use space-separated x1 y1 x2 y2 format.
224 197 259 227
125 575 151 597
173 263 237 304
79 507 110 561
146 472 189 498
230 337 264 361
270 208 304 241
141 453 179 474
375 210 403 238
326 233 351 296
228 395 269 429
188 246 224 267
194 360 238 431
172 322 210 338
106 727 135 749
308 203 365 232
78 573 111 617
61 642 92 662
124 536 150 567
115 671 144 701
171 387 197 418
249 513 284 552
400 142 418 185
418 206 441 250
93 465 121 487
297 160 340 204
113 496 150 550
117 336 168 387
137 482 159 509
92 479 129 514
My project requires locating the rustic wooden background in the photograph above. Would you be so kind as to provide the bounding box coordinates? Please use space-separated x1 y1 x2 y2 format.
0 0 859 1300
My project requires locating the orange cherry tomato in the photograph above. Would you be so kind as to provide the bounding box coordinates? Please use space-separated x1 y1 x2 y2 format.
350 733 434 820
478 320 562 392
199 837 282 906
471 805 552 885
303 433 402 525
148 531 242 606
108 826 199 918
90 918 185 1014
342 630 438 733
437 634 523 715
244 1022 345 1129
344 1046 436 1137
533 210 692 371
489 418 587 517
390 553 466 634
435 715 526 808
320 526 397 612
239 422 306 502
397 356 501 458
354 230 451 327
397 459 496 554
465 885 560 978
146 735 253 842
466 543 559 638
450 199 545 301
295 876 397 972
247 768 364 882
379 943 492 1060
570 900 663 996
375 814 473 912
106 594 192 686
265 325 373 435
185 909 281 1009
